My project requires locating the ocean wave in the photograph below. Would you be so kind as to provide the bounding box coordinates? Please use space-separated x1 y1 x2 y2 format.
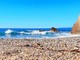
2 29 80 38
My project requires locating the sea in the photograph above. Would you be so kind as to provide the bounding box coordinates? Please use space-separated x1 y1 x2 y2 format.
0 27 78 39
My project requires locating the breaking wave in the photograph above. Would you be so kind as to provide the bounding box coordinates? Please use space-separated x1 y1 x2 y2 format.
2 29 80 38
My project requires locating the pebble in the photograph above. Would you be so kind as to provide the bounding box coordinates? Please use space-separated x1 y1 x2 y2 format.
0 37 80 60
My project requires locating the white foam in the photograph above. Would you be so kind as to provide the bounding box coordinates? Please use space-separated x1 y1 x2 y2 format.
41 32 80 39
31 30 46 35
50 33 80 39
19 31 25 34
5 29 13 34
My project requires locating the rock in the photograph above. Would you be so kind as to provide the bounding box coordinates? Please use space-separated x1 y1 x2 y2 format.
50 27 59 32
71 16 80 34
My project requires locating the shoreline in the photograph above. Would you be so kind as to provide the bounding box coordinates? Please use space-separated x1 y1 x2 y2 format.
0 34 80 40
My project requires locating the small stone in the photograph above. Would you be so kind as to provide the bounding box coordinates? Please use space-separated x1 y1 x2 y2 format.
24 44 32 47
57 52 62 56
73 47 79 50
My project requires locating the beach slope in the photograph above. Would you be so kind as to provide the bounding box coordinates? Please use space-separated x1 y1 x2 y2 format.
0 37 80 60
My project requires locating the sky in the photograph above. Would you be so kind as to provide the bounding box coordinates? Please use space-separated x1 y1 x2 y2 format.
0 0 80 28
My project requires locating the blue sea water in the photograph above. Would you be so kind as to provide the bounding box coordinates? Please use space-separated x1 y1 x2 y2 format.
0 28 72 38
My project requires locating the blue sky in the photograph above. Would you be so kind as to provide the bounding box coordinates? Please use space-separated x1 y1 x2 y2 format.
0 0 80 28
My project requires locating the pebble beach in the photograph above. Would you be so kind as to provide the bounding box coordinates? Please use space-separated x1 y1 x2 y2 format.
0 37 80 60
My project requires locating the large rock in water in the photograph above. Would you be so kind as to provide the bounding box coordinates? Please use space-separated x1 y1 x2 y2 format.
71 16 80 34
50 27 59 32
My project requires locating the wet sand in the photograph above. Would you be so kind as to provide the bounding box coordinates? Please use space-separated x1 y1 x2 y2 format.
0 37 80 60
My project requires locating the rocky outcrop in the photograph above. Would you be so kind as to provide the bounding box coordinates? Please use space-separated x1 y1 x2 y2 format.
71 16 80 34
50 27 59 32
